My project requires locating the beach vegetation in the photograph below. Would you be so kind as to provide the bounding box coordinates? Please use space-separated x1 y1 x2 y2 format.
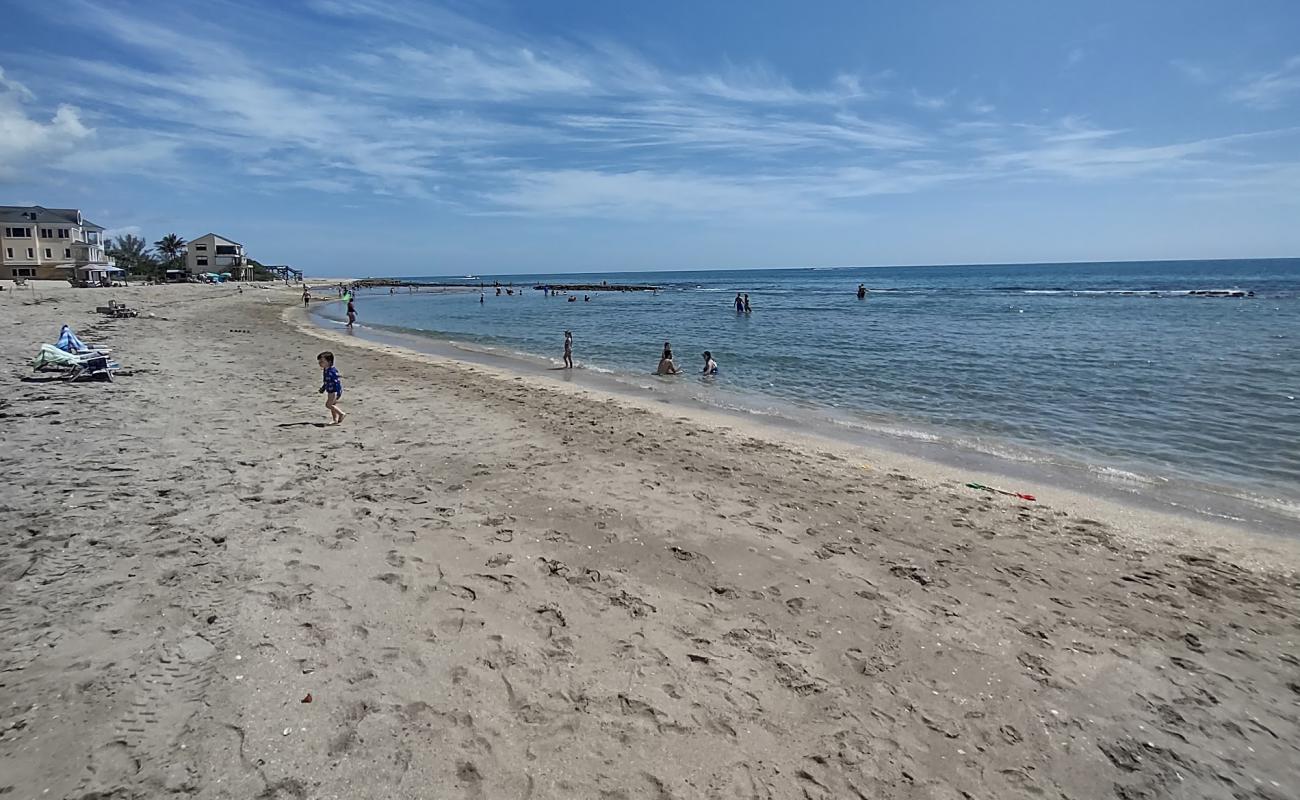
107 233 160 280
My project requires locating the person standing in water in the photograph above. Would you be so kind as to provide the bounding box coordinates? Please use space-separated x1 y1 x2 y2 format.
857 283 867 300
563 330 573 369
734 293 744 313
701 351 718 375
346 295 357 329
743 293 752 313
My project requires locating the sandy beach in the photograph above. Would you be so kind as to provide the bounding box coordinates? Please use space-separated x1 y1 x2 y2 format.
2 282 1298 799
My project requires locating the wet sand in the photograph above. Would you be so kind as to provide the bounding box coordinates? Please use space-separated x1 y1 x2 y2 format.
1 282 1297 799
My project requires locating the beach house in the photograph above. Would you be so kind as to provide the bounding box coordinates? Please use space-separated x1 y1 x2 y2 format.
185 233 248 279
0 205 118 282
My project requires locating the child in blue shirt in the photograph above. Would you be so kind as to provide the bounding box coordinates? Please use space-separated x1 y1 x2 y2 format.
317 351 346 425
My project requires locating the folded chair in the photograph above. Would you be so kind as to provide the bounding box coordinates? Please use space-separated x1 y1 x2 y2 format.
32 344 120 382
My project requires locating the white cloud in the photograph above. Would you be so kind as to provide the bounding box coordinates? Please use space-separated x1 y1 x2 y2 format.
1229 55 1300 110
910 90 949 111
0 72 92 181
1170 59 1211 84
0 66 34 101
8 2 1299 220
970 117 1298 181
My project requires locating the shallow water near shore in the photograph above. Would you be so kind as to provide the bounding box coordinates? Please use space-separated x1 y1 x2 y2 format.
312 259 1300 532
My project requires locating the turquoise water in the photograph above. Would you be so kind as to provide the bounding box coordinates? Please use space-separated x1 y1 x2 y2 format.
314 259 1300 522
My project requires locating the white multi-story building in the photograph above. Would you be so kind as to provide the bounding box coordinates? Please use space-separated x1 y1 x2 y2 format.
0 205 116 281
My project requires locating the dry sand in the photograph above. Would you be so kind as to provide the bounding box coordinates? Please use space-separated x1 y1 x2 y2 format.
1 282 1297 800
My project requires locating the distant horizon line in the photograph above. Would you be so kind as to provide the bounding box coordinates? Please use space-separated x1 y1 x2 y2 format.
323 255 1298 282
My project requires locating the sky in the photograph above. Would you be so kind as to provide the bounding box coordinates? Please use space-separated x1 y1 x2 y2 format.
2 0 1299 276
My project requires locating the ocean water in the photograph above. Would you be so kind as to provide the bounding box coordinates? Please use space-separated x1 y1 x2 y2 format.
313 259 1300 526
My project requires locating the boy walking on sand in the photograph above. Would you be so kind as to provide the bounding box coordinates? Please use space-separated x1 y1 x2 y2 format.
317 351 346 425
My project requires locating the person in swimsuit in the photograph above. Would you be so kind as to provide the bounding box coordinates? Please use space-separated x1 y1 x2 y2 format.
857 283 867 300
743 293 751 313
657 348 679 375
302 288 310 307
346 297 357 329
563 330 573 369
701 351 718 375
734 293 744 313
317 351 346 425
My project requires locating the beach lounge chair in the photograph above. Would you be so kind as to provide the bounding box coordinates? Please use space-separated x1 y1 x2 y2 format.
56 325 111 356
32 344 120 381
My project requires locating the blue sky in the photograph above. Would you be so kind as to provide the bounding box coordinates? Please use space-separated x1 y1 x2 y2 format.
2 0 1298 276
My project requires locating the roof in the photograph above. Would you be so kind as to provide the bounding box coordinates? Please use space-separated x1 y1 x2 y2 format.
0 205 82 225
188 232 243 247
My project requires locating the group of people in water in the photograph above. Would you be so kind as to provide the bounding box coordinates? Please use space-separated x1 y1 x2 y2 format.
560 333 719 377
561 284 874 375
655 341 718 376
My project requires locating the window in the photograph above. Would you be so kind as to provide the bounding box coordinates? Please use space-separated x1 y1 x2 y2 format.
40 228 53 238
44 248 52 258
27 248 34 258
13 267 36 278
194 244 207 251
215 245 238 255
196 257 209 266
5 227 32 238
59 228 70 238
64 248 71 258
4 248 11 258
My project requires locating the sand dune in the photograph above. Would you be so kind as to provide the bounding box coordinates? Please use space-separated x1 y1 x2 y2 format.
1 283 1297 799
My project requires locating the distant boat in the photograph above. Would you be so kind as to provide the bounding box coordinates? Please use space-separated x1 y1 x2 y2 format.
464 275 478 279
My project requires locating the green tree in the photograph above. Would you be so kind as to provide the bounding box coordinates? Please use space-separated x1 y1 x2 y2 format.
153 233 187 269
108 234 164 281
108 234 153 276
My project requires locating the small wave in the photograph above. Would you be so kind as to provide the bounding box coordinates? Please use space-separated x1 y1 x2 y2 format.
1089 466 1163 486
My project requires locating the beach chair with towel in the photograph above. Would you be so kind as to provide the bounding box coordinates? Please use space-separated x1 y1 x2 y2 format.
56 325 111 356
32 344 120 382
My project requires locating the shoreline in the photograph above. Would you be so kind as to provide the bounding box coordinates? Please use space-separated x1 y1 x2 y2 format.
4 283 1298 798
300 302 1300 554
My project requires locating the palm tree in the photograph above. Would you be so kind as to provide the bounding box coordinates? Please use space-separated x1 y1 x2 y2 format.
154 233 187 267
